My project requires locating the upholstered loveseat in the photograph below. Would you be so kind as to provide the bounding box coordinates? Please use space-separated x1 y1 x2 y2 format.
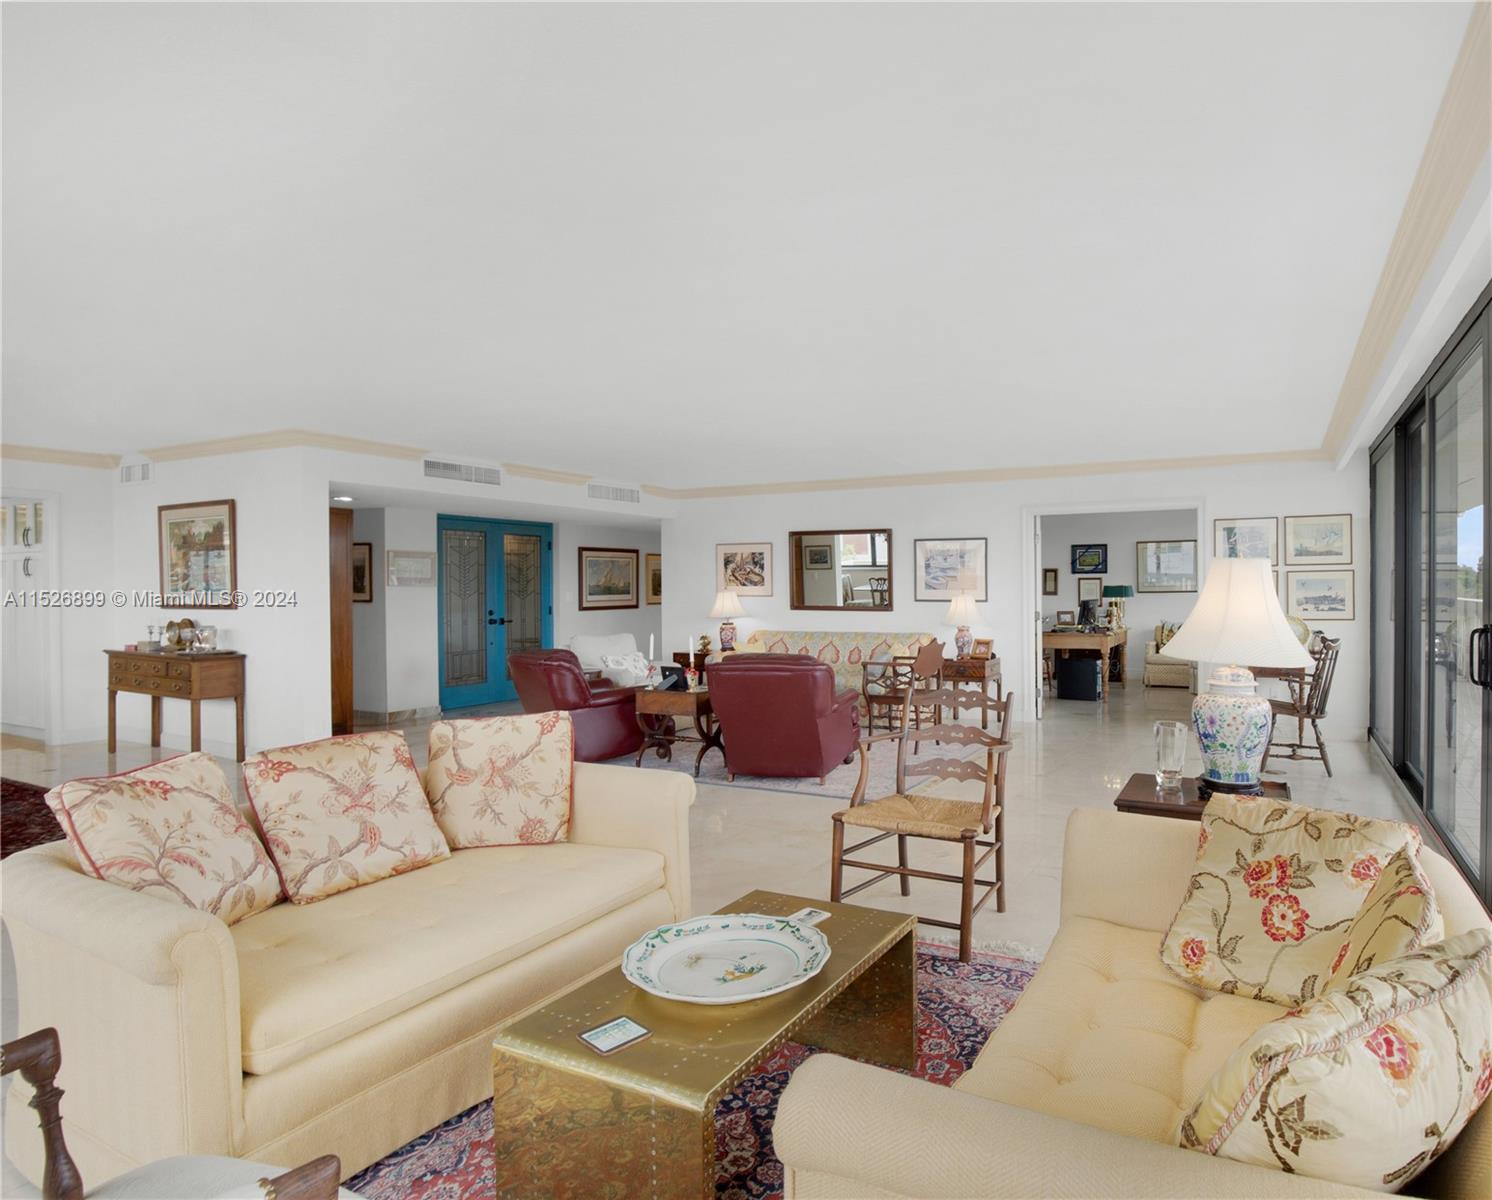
723 629 937 700
1143 623 1195 689
775 808 1491 1199
2 762 693 1187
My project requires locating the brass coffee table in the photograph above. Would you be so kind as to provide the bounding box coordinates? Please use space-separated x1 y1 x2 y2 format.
492 890 917 1199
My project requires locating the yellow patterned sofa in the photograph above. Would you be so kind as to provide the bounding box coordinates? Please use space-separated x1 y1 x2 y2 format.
723 629 938 699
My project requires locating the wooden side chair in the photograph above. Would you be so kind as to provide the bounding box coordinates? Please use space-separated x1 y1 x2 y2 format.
868 576 890 606
861 639 945 739
831 687 1014 961
1261 635 1341 776
1 1028 346 1199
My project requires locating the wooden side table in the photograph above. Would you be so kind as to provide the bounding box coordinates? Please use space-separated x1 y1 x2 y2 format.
634 687 725 777
1113 773 1291 820
941 656 1003 728
673 650 735 676
106 649 247 761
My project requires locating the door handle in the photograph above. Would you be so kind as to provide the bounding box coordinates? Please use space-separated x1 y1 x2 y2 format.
22 556 32 578
488 617 507 626
1467 629 1480 687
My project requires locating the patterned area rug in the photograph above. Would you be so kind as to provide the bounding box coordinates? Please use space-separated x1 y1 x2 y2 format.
1 777 64 859
347 942 1038 1200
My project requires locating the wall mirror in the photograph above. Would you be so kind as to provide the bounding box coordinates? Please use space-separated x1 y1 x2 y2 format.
788 529 893 610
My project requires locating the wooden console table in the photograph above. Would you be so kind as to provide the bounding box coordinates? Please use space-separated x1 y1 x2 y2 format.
635 686 725 777
941 656 1003 729
106 649 246 761
1043 629 1126 695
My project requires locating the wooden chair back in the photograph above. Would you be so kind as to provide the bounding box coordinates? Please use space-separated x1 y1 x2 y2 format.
869 576 890 605
894 688 1014 830
1302 636 1341 719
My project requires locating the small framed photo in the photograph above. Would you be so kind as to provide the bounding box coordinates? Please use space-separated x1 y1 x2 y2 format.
914 537 988 601
1283 514 1352 566
351 542 373 602
1042 567 1059 596
1077 576 1103 603
1135 539 1197 593
1286 569 1354 621
579 547 639 610
1055 610 1077 626
1215 517 1278 565
718 542 773 596
971 637 994 660
645 553 662 605
803 543 833 570
1071 544 1107 574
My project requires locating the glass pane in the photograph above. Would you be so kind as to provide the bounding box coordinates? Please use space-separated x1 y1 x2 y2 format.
503 533 543 675
1431 343 1484 875
1405 416 1428 779
1371 447 1396 747
442 529 488 686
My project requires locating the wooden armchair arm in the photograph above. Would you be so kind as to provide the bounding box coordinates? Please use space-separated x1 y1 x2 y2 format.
259 1154 342 1200
1 1028 83 1200
850 729 907 805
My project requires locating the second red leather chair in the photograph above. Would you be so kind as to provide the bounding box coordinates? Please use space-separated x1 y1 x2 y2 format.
508 649 644 762
706 654 860 783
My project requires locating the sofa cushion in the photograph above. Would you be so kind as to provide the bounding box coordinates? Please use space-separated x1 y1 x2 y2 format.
1179 928 1492 1192
1160 794 1422 1007
425 712 574 847
1324 847 1442 990
245 732 450 904
46 753 282 926
955 916 1283 1144
232 842 665 1073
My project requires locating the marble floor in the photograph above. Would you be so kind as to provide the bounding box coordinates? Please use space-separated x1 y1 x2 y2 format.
1 679 1420 957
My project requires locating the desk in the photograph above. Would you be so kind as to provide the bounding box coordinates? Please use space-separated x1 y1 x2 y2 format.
1043 629 1126 694
106 649 246 761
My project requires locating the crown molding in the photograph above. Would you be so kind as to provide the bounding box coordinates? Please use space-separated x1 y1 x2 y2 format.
0 443 121 469
640 448 1331 500
140 429 428 462
502 462 593 485
1322 2 1491 460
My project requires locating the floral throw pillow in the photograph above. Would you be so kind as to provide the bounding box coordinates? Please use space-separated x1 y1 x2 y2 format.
1161 794 1422 1007
46 752 282 925
424 712 574 848
1324 847 1443 991
244 731 450 904
1178 928 1492 1192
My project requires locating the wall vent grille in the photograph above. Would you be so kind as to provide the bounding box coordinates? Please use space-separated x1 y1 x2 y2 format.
586 482 642 504
119 461 153 485
423 459 503 486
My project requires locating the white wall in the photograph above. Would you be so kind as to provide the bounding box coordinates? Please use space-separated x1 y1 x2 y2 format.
350 507 388 714
552 521 663 655
1040 507 1199 666
661 455 1372 733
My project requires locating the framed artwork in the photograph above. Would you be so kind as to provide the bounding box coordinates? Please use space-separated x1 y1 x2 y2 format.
351 542 373 602
158 499 238 608
1214 516 1278 564
1284 514 1353 566
913 537 988 601
971 637 994 660
645 553 662 605
803 544 833 570
578 547 639 610
1056 610 1077 626
1286 569 1355 621
1042 567 1059 596
1077 576 1103 603
1135 539 1198 593
1071 544 1107 574
718 542 773 596
387 549 436 587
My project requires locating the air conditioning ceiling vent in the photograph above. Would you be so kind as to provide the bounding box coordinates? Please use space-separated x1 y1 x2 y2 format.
423 458 503 487
587 481 642 504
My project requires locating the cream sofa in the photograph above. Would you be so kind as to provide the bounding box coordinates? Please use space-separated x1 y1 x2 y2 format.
2 762 693 1186
1143 625 1195 689
723 629 938 699
776 808 1491 1200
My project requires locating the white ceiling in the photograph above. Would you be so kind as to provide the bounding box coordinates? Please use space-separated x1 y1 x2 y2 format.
1 2 1475 488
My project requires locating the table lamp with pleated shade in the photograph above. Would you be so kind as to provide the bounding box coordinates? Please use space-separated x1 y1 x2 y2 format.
709 588 745 652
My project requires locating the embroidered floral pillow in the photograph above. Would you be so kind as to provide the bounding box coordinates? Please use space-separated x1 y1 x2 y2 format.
1324 847 1442 990
424 712 574 848
1161 794 1422 1007
1178 928 1492 1192
46 753 282 925
244 731 450 904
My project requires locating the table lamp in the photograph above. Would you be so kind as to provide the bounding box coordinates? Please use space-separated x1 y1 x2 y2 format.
1101 584 1134 628
1160 558 1312 793
709 588 745 652
945 591 977 658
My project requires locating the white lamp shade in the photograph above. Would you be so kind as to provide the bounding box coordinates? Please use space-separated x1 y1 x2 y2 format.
1163 558 1312 669
945 592 978 624
709 589 745 619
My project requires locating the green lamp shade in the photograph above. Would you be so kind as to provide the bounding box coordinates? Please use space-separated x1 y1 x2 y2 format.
1102 585 1135 599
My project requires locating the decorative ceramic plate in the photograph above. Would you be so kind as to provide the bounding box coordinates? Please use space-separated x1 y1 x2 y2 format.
622 914 831 1005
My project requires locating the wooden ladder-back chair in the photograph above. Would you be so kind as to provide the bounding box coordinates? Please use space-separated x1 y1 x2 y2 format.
1262 635 1342 776
831 686 1014 961
861 639 945 740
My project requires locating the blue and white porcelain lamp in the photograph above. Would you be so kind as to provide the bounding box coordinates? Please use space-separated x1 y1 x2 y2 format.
1160 558 1313 792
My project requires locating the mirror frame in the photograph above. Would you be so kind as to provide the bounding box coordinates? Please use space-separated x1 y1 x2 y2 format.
788 528 894 611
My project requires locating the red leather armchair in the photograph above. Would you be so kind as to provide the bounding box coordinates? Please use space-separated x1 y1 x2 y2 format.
508 649 644 762
705 654 860 782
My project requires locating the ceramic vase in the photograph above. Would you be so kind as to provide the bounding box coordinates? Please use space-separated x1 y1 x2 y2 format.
1190 666 1272 788
719 620 737 652
955 625 973 658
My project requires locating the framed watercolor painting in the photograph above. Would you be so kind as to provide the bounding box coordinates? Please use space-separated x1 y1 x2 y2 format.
578 547 639 610
1135 539 1198 593
1283 514 1352 566
645 553 662 605
1071 544 1107 574
914 537 988 602
718 542 773 596
1077 576 1103 603
158 499 238 608
1286 569 1354 621
803 544 832 570
1214 517 1278 564
351 542 373 602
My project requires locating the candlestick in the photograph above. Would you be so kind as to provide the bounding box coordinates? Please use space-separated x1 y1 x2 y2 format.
648 633 655 660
